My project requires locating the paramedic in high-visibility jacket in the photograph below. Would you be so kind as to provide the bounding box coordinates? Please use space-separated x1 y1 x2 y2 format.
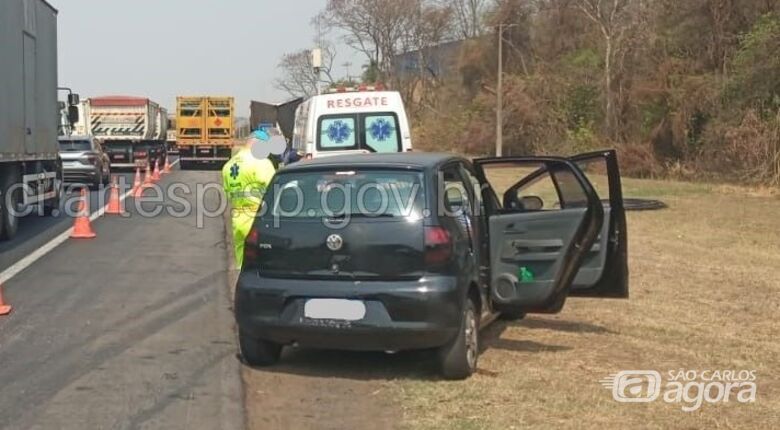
222 129 277 269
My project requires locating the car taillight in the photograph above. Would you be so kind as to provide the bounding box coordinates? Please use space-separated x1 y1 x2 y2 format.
424 226 452 266
243 226 260 264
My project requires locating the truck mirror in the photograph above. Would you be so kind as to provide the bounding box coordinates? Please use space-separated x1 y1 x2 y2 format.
68 105 79 124
68 93 80 106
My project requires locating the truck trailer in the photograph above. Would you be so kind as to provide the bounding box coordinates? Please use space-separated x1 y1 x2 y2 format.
85 96 168 170
0 0 79 240
176 96 235 169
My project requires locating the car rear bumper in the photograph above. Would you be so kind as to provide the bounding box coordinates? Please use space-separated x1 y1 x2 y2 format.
62 166 99 183
234 272 463 351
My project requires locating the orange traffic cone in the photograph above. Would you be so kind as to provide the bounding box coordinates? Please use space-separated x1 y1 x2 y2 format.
142 165 153 189
71 188 96 239
106 176 124 215
132 167 143 197
132 167 142 189
151 160 161 182
163 158 172 174
0 285 12 316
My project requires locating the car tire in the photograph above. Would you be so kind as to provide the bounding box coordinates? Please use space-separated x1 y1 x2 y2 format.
238 330 282 367
0 168 20 241
500 311 527 321
438 298 479 380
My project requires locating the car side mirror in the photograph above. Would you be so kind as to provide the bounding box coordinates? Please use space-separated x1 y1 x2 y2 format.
68 93 80 106
519 196 544 211
67 105 79 124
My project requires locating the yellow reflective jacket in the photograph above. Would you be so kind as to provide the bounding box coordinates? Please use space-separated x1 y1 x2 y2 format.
222 148 276 210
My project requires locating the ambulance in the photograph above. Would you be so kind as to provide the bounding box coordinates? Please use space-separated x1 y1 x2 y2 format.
291 86 413 159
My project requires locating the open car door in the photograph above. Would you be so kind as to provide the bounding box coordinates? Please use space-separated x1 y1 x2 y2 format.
474 150 628 315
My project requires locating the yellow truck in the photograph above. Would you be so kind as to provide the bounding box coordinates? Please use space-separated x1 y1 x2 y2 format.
176 96 235 169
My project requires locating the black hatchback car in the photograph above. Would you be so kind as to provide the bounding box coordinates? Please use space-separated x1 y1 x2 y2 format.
234 151 628 379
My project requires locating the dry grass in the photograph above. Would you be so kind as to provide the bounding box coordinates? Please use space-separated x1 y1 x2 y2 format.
392 177 780 429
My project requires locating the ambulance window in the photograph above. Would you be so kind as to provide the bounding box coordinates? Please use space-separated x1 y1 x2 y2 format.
364 114 400 153
318 116 357 149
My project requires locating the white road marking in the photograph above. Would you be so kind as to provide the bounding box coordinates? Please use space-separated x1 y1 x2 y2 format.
0 159 181 285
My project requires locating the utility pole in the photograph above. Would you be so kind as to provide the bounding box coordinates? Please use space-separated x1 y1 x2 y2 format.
314 16 323 95
342 62 353 83
495 23 516 157
496 23 504 157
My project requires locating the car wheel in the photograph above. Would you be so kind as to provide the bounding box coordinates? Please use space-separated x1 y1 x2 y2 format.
438 298 479 380
238 330 282 367
500 311 527 321
0 168 21 240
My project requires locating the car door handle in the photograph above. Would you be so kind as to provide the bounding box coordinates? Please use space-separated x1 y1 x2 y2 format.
512 239 563 249
503 223 527 234
26 128 32 135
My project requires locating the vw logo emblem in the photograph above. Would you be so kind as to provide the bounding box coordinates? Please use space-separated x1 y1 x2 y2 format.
326 234 344 251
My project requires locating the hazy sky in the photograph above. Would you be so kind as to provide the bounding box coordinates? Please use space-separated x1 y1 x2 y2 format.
50 0 355 116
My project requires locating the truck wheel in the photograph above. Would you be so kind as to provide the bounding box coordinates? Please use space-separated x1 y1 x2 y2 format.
44 180 62 216
0 169 21 240
438 298 479 380
238 330 282 367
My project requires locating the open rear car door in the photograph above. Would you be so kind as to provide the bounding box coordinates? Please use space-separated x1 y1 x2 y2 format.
474 150 628 315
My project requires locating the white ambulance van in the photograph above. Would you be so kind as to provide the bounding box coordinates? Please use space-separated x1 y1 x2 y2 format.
292 87 413 159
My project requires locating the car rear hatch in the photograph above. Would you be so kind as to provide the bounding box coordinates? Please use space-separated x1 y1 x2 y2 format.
247 168 427 280
59 140 95 166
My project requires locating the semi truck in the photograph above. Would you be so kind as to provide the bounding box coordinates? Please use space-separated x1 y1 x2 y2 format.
166 113 178 154
176 96 235 169
84 96 168 170
0 0 80 240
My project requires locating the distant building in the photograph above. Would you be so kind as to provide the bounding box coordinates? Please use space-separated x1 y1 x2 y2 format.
393 40 466 81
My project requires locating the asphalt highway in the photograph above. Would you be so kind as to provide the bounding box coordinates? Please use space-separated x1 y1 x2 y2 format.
0 164 243 429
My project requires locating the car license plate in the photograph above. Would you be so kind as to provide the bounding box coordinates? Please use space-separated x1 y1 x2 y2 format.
304 299 366 321
113 154 125 160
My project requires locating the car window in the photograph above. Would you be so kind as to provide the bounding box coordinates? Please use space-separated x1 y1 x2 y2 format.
575 157 611 201
550 167 588 209
268 169 424 219
59 140 92 151
458 164 483 216
481 162 561 211
319 116 357 149
441 166 473 240
364 114 400 153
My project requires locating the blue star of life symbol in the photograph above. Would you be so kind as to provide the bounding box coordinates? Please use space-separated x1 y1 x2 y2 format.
368 118 395 142
326 120 352 144
230 163 240 180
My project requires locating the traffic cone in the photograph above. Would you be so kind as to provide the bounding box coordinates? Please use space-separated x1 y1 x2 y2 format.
71 188 96 239
106 176 124 215
163 158 172 174
151 160 161 182
132 167 142 196
142 165 153 189
0 285 12 316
